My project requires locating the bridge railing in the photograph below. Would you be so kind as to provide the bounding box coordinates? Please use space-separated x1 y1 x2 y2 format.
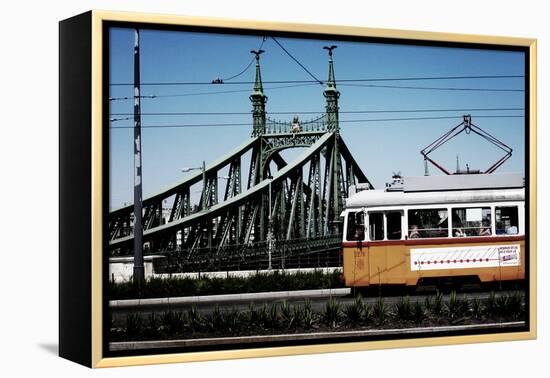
120 235 343 273
265 114 327 134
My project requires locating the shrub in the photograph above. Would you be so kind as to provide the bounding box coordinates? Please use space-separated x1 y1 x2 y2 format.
485 291 498 317
250 303 269 328
110 269 345 300
239 304 252 325
256 304 270 328
471 298 484 319
160 311 185 336
323 297 342 327
109 315 117 331
343 296 365 325
223 308 242 333
293 304 305 328
373 298 389 325
124 313 143 338
506 291 525 319
497 294 508 312
446 291 469 320
362 303 373 324
267 304 280 329
186 305 204 332
280 300 296 329
109 316 124 340
395 296 413 320
302 299 314 329
412 301 425 324
205 305 225 333
424 296 433 314
432 291 444 315
144 313 160 338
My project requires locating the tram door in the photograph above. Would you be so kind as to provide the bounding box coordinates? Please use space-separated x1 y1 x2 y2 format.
385 211 405 284
367 212 386 285
346 211 368 286
367 211 404 285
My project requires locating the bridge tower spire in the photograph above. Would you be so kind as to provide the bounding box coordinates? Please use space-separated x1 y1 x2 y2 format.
322 45 344 235
323 45 340 132
250 49 267 137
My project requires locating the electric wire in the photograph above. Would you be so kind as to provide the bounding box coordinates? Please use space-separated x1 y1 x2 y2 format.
108 83 523 101
109 114 524 129
219 37 267 82
109 74 524 86
270 37 324 85
108 83 318 101
109 107 524 118
339 83 523 92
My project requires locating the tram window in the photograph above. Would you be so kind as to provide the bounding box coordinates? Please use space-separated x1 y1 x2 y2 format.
408 209 448 238
495 206 519 235
452 207 491 237
346 211 365 241
387 212 402 240
369 213 385 241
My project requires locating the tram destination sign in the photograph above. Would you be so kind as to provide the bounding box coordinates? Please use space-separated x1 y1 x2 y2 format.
410 244 521 271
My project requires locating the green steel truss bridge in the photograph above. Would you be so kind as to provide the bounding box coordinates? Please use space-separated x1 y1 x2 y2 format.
109 48 373 272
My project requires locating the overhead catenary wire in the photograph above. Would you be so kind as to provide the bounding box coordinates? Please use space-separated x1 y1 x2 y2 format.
109 114 524 129
109 83 523 101
270 37 324 85
109 107 525 119
108 83 318 101
218 37 267 82
339 83 523 92
108 74 524 86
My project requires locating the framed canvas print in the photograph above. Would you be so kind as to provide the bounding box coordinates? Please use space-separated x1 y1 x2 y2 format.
59 10 537 368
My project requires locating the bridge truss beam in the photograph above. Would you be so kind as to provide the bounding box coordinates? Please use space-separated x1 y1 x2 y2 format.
108 45 374 271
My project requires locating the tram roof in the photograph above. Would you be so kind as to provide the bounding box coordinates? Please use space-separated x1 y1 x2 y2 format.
403 173 523 192
345 188 524 209
346 174 524 209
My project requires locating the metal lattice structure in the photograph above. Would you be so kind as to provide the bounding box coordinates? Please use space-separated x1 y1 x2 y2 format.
109 47 373 271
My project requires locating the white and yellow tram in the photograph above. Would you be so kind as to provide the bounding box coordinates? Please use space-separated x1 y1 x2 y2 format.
341 173 525 287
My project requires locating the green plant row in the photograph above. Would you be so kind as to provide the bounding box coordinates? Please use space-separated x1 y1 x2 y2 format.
111 291 525 341
109 269 344 300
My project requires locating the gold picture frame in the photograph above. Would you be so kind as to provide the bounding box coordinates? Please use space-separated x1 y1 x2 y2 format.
59 10 537 368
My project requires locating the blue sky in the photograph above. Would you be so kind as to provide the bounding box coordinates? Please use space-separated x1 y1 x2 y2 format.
109 27 525 210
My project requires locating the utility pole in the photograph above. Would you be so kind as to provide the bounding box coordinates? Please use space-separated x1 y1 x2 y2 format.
202 160 207 209
133 29 145 292
267 175 274 270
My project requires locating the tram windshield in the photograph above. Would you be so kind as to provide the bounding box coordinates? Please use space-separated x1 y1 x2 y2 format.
346 211 365 241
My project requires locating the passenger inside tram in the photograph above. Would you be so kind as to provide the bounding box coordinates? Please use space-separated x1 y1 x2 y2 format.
409 225 420 238
354 226 365 241
453 222 465 237
496 221 505 235
346 211 365 241
479 219 492 236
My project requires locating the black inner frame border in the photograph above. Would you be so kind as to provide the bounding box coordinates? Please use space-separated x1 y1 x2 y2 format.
101 19 531 359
